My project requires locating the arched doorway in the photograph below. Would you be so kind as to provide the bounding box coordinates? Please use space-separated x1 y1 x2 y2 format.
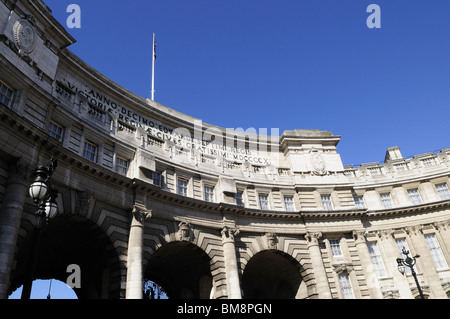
242 250 303 299
10 216 121 299
144 241 212 299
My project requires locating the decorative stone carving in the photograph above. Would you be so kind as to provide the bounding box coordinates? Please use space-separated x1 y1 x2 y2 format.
266 233 277 250
376 229 395 240
310 150 326 176
221 226 239 242
177 221 192 241
333 263 354 275
13 17 37 56
382 289 400 299
131 203 152 223
76 191 94 216
352 230 367 243
304 232 322 247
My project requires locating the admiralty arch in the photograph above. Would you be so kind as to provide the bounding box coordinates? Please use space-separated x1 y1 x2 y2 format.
1 0 450 299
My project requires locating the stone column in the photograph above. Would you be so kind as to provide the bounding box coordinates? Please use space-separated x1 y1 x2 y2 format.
305 232 332 299
221 226 241 299
0 161 30 299
352 230 380 299
125 204 151 299
405 226 446 298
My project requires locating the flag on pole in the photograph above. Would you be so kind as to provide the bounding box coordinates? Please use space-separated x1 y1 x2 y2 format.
151 33 156 100
153 37 156 61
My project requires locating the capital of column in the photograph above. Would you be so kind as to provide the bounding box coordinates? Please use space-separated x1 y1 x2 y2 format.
375 229 395 241
402 225 423 236
433 220 450 232
131 203 152 226
352 230 367 244
305 232 322 248
221 225 239 243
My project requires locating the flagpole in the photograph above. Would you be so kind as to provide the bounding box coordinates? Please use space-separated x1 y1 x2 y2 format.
151 32 155 100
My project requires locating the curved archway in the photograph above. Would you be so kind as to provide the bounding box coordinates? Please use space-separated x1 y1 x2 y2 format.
10 216 121 299
144 241 212 299
242 250 303 299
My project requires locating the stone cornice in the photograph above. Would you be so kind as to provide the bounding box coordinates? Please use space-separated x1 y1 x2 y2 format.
366 199 450 217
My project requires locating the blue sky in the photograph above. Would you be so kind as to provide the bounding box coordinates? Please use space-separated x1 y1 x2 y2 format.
43 0 450 166
9 280 77 299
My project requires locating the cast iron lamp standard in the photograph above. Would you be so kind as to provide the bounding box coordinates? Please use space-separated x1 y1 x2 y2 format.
21 159 59 299
396 247 425 299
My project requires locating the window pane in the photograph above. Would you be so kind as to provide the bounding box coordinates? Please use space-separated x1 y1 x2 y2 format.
338 274 354 299
177 179 188 196
153 172 161 186
83 141 98 162
115 157 129 175
367 242 387 277
259 194 269 210
408 189 422 205
204 186 214 202
0 82 13 108
321 195 333 210
436 184 450 200
330 240 343 257
48 122 64 142
284 196 295 212
380 193 393 209
354 196 365 209
235 192 244 207
425 234 448 269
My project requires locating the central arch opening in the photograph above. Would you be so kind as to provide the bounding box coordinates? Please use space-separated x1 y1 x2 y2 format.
144 241 212 299
242 250 303 299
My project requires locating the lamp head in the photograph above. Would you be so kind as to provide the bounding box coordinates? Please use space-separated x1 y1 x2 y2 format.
397 257 405 275
44 188 59 221
29 166 49 203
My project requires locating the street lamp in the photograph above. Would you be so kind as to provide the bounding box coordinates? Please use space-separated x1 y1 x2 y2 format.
21 158 59 299
396 247 425 299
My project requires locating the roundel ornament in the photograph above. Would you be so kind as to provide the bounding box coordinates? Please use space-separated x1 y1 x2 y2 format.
311 152 326 176
13 19 37 55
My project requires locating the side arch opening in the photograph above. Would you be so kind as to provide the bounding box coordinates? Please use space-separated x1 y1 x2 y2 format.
144 241 213 299
242 250 304 299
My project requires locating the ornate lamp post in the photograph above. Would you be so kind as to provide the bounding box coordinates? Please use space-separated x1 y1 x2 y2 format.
396 247 425 299
21 158 59 299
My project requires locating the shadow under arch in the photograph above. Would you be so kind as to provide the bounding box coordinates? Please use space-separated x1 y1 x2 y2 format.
10 215 122 299
144 241 212 299
242 249 303 299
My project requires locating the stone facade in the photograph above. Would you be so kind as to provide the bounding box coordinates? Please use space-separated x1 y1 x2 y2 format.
0 0 449 299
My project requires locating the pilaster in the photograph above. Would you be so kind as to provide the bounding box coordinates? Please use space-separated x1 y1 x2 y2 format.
352 230 380 299
304 232 331 299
